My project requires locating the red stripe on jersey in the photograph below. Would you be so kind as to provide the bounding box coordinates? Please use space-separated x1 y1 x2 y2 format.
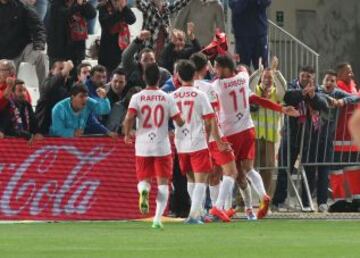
127 108 137 115
249 94 283 113
202 113 216 120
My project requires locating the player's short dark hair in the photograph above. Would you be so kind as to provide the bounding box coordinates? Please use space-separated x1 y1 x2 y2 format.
70 83 89 96
177 60 196 82
112 67 126 77
190 52 208 72
300 66 315 74
144 63 160 86
324 69 337 77
90 65 107 76
76 62 92 76
215 55 236 72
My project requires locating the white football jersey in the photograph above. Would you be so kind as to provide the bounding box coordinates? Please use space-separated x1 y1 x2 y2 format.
194 80 218 106
212 72 254 136
128 89 180 157
170 86 215 153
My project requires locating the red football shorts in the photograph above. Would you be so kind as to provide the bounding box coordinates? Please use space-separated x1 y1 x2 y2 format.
178 148 213 175
208 137 236 167
135 155 173 181
226 128 256 162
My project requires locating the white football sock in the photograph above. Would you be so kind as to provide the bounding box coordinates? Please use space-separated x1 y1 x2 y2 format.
187 182 195 202
224 189 233 210
239 183 253 209
137 181 151 194
153 185 169 224
189 183 207 219
215 176 235 210
209 184 220 207
247 169 267 199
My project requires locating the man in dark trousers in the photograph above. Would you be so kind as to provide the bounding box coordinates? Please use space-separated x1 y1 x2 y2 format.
229 0 271 69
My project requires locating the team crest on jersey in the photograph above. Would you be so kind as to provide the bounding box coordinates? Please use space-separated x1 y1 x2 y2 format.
148 132 157 141
182 128 190 136
236 112 244 120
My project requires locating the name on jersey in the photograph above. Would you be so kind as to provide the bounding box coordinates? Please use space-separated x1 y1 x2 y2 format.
223 79 247 89
173 91 198 99
140 95 166 102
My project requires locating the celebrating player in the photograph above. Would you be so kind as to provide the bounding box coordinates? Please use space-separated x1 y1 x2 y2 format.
212 55 300 219
123 63 185 229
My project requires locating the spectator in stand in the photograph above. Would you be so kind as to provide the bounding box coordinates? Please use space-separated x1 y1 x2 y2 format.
35 60 74 134
105 86 141 133
50 83 111 137
250 57 286 195
135 0 192 59
0 79 43 141
120 30 171 91
315 70 360 212
87 0 98 35
272 66 328 211
0 0 48 87
23 0 48 21
174 0 225 47
46 0 96 77
161 62 181 93
229 0 271 69
76 62 92 83
98 0 136 73
0 60 32 111
159 23 201 74
106 67 127 107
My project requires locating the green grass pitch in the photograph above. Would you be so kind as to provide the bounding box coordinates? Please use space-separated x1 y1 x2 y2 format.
1 220 360 258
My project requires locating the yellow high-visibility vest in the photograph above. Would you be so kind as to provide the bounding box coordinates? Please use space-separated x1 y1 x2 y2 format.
252 84 282 142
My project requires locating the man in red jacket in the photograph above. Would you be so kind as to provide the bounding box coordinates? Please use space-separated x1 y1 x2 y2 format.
0 59 32 111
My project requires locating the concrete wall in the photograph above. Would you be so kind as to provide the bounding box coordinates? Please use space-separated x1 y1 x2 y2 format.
268 0 360 81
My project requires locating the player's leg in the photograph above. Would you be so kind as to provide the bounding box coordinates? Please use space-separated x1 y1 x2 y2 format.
242 159 270 219
186 171 195 204
186 149 212 224
208 166 222 208
136 156 153 215
236 161 256 220
152 156 173 229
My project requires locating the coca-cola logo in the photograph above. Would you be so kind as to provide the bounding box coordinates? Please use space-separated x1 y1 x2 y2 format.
0 144 113 217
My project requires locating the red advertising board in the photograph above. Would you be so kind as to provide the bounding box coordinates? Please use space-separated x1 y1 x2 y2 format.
0 137 159 220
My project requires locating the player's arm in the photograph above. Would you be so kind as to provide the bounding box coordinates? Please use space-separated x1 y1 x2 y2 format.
123 110 136 144
172 113 185 127
204 116 231 152
249 94 300 117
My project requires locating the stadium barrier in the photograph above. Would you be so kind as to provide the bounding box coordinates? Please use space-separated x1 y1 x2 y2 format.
253 104 360 211
0 137 160 220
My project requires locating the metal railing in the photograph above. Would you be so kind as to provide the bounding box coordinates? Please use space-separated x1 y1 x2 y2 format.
267 20 320 83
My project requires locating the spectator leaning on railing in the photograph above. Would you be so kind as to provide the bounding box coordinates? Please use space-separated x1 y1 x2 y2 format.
76 62 92 84
35 60 74 134
272 66 329 210
250 57 286 194
0 0 48 87
316 70 360 212
50 83 111 138
0 79 43 142
106 67 127 107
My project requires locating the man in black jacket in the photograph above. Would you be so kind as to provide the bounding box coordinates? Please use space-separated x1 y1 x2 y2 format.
0 0 48 86
46 0 96 77
120 30 171 93
0 79 43 141
35 60 74 134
